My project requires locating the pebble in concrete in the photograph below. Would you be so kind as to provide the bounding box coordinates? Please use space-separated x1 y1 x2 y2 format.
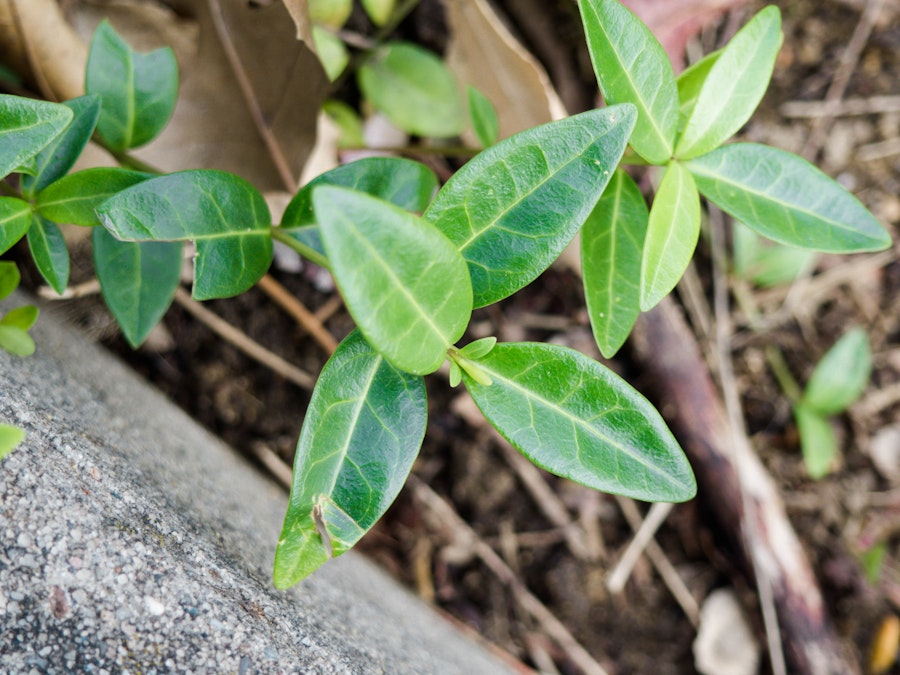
0 294 516 674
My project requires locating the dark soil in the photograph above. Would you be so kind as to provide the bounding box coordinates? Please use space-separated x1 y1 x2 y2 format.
9 0 900 673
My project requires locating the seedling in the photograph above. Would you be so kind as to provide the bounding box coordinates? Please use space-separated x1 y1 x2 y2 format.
0 1 890 586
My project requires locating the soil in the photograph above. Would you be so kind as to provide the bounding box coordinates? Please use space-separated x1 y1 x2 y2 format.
7 0 900 673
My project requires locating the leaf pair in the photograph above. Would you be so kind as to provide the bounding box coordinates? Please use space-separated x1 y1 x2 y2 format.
0 261 38 357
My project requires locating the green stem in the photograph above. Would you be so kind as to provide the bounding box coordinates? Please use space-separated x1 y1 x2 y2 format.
270 226 331 270
765 345 804 403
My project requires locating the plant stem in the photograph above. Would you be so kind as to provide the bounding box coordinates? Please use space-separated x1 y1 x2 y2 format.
270 227 331 270
765 345 804 403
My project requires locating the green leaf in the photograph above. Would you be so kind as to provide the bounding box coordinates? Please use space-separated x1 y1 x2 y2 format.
0 305 39 331
582 169 648 358
96 170 273 300
676 49 722 131
274 330 426 588
468 86 500 147
322 100 365 149
686 143 891 252
92 227 182 348
0 94 73 180
0 325 35 356
0 424 26 461
425 106 636 308
36 168 151 227
640 162 701 311
0 261 20 300
27 216 69 295
358 41 465 138
279 157 438 267
309 0 353 27
20 95 101 196
85 20 178 151
458 336 497 359
282 157 438 229
578 0 678 163
361 0 397 27
794 404 837 480
462 342 696 502
861 542 886 584
313 185 472 375
0 197 33 255
802 328 872 415
675 7 782 159
312 25 350 81
732 221 817 287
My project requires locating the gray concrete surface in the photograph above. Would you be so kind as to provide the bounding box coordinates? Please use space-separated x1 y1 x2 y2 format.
0 292 516 674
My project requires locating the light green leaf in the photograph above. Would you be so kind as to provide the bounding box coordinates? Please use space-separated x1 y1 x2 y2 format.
0 94 73 180
309 0 353 27
358 41 465 138
675 6 782 159
676 49 722 131
794 404 837 480
732 221 817 287
313 185 472 375
0 325 35 356
274 330 426 588
577 0 678 163
686 143 890 252
0 424 26 461
640 162 701 311
21 95 101 196
468 86 500 147
27 216 69 295
313 25 350 81
462 342 696 502
92 227 182 348
0 305 38 331
459 336 497 359
0 261 20 300
0 197 33 255
425 105 636 307
361 0 396 27
96 170 273 300
802 328 872 415
36 168 151 227
323 100 365 148
85 20 178 151
582 169 648 358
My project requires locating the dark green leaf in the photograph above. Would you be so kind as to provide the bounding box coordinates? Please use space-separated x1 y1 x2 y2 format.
0 305 39 331
20 95 101 196
27 216 69 295
425 106 636 308
313 185 471 375
802 328 872 415
281 156 438 232
582 169 648 357
96 170 273 300
675 7 781 159
0 325 35 356
0 424 26 460
640 162 701 311
794 404 837 480
85 20 178 151
0 197 33 255
92 227 182 348
36 168 151 227
578 0 678 163
463 342 696 502
0 94 73 180
274 331 426 588
0 261 20 300
686 143 891 252
468 86 500 147
358 41 465 138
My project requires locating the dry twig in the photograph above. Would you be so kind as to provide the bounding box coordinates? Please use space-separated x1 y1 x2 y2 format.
256 274 338 354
